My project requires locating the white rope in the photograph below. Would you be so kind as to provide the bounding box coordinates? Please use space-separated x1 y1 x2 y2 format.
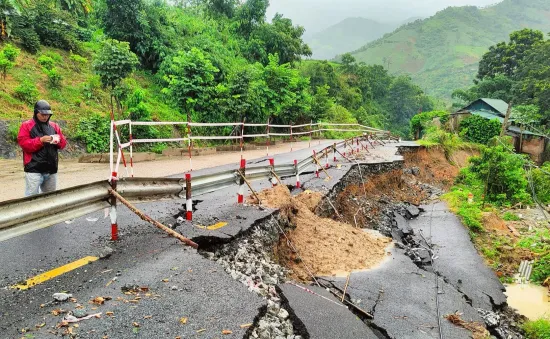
132 121 188 126
319 129 367 132
132 137 188 143
244 123 268 127
189 122 243 127
292 130 319 136
292 123 314 129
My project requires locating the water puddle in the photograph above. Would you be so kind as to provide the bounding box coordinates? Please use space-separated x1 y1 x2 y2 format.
505 283 550 320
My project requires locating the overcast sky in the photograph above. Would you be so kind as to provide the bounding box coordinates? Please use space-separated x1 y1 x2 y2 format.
266 0 502 34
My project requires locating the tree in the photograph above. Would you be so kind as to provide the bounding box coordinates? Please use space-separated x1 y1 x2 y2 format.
0 52 14 82
247 13 311 65
340 53 356 74
476 28 544 81
205 0 237 18
235 0 268 38
93 39 138 113
310 85 334 121
160 47 219 118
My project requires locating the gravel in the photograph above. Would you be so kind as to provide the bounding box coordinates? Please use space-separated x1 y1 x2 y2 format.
201 216 300 339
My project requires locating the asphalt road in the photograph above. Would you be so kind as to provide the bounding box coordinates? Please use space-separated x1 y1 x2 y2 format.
0 140 506 339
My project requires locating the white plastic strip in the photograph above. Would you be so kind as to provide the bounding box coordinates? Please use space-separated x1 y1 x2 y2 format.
132 121 188 126
270 124 292 128
244 134 269 138
190 136 242 140
114 120 131 126
319 129 365 132
119 142 131 149
319 123 360 127
244 123 268 127
269 132 292 136
189 122 243 127
132 138 188 143
292 123 313 129
292 130 319 136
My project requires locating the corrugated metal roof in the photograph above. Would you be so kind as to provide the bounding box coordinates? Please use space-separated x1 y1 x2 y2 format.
480 98 509 115
470 110 543 137
471 110 504 123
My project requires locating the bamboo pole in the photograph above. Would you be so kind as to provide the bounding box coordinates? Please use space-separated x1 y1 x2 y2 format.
342 273 351 302
237 170 262 205
108 189 199 249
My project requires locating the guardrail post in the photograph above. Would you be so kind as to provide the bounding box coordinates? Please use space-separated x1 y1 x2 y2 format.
269 158 277 187
325 149 329 169
313 150 319 178
333 143 337 162
238 159 246 204
110 172 119 241
185 173 192 221
294 160 301 188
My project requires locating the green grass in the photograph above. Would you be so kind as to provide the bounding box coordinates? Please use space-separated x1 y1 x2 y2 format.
502 211 521 221
523 318 550 339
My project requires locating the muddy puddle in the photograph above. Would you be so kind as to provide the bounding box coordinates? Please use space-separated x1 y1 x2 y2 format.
505 283 550 320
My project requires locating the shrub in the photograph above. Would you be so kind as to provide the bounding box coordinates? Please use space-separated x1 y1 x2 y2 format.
523 318 550 339
42 51 63 63
7 121 20 142
75 114 111 153
0 53 15 81
33 6 80 52
69 53 87 71
44 67 63 88
410 110 450 138
421 127 463 159
2 44 20 62
76 27 93 42
18 28 41 54
13 80 39 105
38 55 55 70
502 211 520 221
459 115 501 144
532 163 550 204
469 144 531 205
531 254 550 284
81 76 102 100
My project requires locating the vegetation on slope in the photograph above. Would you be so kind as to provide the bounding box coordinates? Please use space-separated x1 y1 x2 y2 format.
348 0 550 99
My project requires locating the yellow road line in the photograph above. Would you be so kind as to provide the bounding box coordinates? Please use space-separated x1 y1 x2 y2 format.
196 222 228 231
11 256 99 290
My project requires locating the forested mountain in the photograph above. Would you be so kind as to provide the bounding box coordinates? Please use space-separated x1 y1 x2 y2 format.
348 0 550 98
306 18 396 60
0 0 434 154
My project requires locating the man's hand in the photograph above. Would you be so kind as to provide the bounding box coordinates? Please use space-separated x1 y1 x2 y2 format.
40 135 53 143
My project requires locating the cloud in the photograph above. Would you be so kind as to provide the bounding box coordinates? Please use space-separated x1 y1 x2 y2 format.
266 0 501 33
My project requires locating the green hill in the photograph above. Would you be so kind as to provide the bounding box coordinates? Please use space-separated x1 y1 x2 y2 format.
306 17 396 60
348 0 550 99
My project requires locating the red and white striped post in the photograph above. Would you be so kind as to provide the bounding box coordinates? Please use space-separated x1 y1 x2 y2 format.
325 149 329 169
313 150 319 178
240 118 245 159
238 159 246 204
309 120 313 148
110 171 118 241
269 158 277 187
129 122 134 177
185 173 192 221
333 143 337 162
294 160 301 188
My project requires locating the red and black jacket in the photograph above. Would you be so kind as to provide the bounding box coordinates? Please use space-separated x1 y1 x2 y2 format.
17 114 67 174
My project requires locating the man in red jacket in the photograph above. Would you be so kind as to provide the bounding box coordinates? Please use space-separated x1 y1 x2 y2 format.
18 100 67 196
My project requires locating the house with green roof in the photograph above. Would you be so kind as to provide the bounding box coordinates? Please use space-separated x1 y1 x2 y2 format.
451 98 549 163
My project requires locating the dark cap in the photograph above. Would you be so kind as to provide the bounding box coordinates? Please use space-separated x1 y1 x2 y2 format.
34 100 53 115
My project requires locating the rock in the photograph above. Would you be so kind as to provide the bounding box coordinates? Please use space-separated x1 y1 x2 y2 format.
406 205 420 219
52 293 72 302
478 309 500 328
72 309 88 318
98 246 114 259
171 286 178 291
277 308 289 320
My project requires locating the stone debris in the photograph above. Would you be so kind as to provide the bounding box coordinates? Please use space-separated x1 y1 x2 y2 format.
204 217 299 339
52 293 73 302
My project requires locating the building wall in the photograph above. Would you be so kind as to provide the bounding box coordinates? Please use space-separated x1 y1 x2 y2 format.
450 112 471 132
519 136 547 164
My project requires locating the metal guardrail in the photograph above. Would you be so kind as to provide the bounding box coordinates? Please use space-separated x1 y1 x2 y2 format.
0 137 384 242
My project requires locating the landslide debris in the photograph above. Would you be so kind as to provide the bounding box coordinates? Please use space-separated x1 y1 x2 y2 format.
250 185 391 281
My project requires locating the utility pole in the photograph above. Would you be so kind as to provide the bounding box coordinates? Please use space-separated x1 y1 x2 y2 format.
500 101 513 137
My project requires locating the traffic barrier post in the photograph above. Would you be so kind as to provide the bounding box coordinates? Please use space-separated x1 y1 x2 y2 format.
238 159 246 204
185 173 192 221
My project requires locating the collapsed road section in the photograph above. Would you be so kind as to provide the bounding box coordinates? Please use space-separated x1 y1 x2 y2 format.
0 142 525 338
